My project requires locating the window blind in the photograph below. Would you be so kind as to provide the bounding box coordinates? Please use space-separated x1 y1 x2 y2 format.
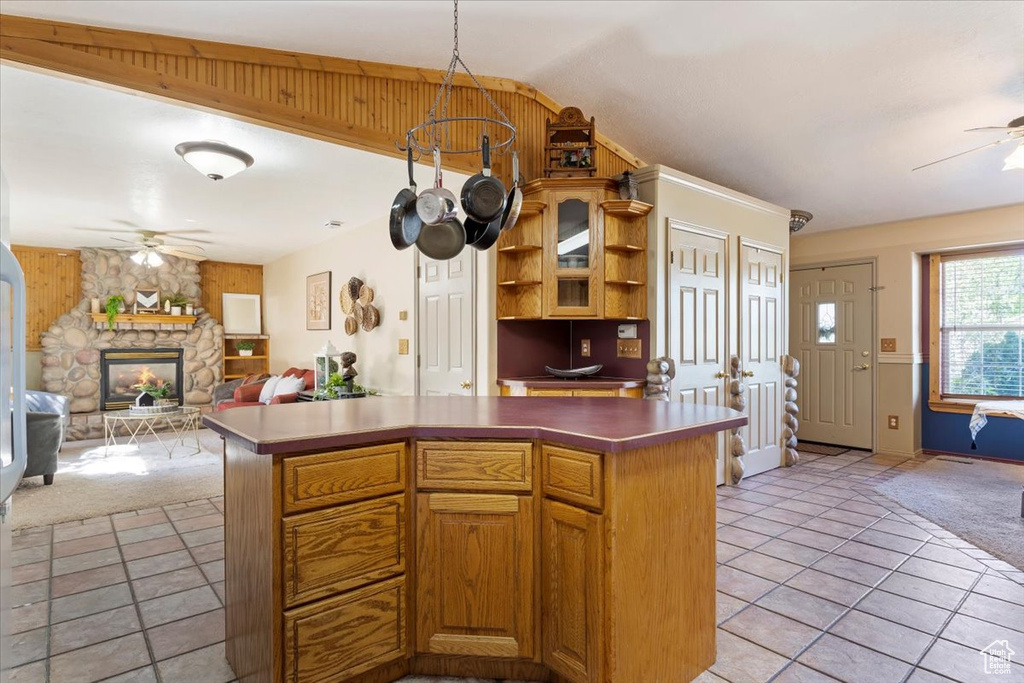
939 249 1024 398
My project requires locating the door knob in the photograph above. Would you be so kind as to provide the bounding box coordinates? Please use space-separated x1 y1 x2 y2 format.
853 363 871 371
741 370 754 377
460 381 473 389
714 371 729 379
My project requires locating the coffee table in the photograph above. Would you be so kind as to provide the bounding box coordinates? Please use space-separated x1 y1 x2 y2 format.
104 406 202 458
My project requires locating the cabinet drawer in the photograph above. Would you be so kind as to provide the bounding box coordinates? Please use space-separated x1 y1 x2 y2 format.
283 576 406 683
283 494 405 608
543 445 603 510
416 441 533 492
282 442 406 513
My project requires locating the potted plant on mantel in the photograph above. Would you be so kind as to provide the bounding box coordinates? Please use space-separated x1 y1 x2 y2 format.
236 340 256 357
105 295 125 331
163 294 191 316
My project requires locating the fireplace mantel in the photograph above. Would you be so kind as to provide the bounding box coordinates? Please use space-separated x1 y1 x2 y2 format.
89 313 198 330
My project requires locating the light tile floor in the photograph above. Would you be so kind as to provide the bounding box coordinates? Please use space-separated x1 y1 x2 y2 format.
8 450 1024 683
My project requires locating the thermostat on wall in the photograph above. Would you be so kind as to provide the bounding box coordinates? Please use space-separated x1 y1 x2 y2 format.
617 324 638 339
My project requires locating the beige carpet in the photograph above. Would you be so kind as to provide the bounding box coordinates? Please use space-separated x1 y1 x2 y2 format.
12 428 224 529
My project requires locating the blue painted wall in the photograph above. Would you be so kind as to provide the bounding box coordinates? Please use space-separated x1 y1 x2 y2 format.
920 363 1024 462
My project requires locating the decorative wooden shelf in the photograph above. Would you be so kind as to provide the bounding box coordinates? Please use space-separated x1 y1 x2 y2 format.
605 244 645 253
223 355 269 360
600 200 654 217
498 280 542 287
497 244 542 253
224 373 249 380
90 313 197 325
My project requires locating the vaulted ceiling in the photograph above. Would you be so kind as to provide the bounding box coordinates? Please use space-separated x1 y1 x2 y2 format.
2 0 1022 234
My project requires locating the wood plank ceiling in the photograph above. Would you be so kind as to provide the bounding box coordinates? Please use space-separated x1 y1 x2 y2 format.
0 14 644 183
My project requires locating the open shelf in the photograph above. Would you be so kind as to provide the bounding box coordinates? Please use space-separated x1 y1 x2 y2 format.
498 280 542 287
605 244 644 253
223 355 269 360
600 199 654 217
498 244 542 253
605 280 645 286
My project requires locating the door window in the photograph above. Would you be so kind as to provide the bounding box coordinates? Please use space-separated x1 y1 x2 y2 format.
817 302 836 344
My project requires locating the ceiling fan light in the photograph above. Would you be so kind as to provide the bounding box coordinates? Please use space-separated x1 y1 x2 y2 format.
146 251 164 267
130 251 146 265
1003 143 1024 171
174 140 254 180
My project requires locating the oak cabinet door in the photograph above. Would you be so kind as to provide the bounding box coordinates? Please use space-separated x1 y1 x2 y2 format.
542 499 603 683
415 493 534 658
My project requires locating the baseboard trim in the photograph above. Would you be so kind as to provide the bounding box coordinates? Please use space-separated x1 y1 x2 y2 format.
921 448 1024 466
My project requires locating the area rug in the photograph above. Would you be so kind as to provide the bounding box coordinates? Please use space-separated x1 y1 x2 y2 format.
874 456 1024 569
797 442 851 456
12 428 224 529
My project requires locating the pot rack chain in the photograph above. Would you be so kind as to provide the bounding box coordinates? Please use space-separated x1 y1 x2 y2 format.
401 0 517 156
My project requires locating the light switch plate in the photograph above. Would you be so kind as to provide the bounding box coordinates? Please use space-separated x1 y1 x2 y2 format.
617 324 638 339
398 339 409 355
880 338 896 353
581 339 591 357
617 339 642 359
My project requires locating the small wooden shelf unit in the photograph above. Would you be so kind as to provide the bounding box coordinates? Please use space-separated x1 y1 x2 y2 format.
222 334 270 380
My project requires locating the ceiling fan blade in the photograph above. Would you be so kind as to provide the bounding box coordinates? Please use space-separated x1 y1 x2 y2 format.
912 139 1009 171
161 229 212 235
964 126 1021 132
109 237 141 245
161 242 205 252
75 226 135 233
162 235 214 244
158 246 207 261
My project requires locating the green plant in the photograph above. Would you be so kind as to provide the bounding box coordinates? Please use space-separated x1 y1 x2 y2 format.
134 381 173 399
163 294 190 308
236 340 256 352
314 372 348 400
105 295 124 330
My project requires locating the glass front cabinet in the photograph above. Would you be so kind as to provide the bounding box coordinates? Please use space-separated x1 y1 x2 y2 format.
496 177 652 320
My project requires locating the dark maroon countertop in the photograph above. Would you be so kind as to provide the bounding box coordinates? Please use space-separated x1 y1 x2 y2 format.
203 396 746 455
497 376 646 389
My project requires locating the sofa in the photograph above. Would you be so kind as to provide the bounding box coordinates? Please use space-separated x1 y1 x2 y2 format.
25 390 69 485
216 368 315 411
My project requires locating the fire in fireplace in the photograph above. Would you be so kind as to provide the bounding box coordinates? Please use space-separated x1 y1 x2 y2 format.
100 349 185 410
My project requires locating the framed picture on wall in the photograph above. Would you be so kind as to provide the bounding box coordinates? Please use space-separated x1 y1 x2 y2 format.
306 271 331 330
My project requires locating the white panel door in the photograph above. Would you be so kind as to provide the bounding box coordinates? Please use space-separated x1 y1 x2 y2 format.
790 264 873 449
418 252 475 396
669 224 729 485
739 241 784 477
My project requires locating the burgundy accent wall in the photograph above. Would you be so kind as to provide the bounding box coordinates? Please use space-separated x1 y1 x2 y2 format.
497 320 650 379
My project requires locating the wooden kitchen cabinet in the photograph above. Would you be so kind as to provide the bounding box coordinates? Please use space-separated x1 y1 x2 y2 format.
542 500 603 683
496 178 652 320
415 492 535 659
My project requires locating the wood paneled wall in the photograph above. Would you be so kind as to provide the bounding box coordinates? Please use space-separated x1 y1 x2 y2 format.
11 246 81 351
200 261 263 324
0 15 643 183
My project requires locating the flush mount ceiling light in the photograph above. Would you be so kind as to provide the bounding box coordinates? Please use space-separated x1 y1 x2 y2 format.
174 140 254 180
789 210 814 233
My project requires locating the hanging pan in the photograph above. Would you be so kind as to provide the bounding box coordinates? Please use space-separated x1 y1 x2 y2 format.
389 145 422 249
461 135 506 223
415 152 467 260
416 149 459 226
499 151 523 233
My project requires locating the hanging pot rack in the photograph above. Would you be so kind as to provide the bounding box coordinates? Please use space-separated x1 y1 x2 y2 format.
399 0 517 157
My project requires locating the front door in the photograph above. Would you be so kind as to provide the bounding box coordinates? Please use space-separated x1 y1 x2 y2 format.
669 223 728 485
417 252 475 396
790 263 874 449
739 240 784 477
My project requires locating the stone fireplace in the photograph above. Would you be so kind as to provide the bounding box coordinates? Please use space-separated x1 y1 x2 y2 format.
40 248 225 439
99 348 185 410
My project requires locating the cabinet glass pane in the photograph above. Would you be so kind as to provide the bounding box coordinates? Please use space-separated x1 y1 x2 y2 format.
557 199 589 269
817 302 836 344
557 278 589 308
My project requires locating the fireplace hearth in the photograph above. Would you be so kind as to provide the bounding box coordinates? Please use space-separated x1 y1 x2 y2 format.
100 348 185 411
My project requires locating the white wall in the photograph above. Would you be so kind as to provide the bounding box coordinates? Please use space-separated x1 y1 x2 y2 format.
263 167 497 397
790 203 1024 455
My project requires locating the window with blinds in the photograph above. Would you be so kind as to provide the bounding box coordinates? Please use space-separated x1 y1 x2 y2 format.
939 249 1024 398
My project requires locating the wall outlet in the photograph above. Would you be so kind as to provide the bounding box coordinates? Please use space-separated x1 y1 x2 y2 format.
888 415 899 430
617 339 642 359
398 338 409 355
880 338 897 353
581 339 591 357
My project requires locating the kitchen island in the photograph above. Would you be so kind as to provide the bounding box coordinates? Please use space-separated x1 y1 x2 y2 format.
204 396 746 683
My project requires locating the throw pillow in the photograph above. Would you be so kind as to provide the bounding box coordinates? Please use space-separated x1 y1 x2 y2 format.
273 375 306 398
258 376 282 404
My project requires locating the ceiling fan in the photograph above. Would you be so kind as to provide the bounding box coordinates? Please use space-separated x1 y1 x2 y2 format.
76 228 210 264
913 116 1024 171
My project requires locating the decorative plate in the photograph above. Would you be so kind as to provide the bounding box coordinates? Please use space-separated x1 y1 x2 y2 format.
544 364 603 378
